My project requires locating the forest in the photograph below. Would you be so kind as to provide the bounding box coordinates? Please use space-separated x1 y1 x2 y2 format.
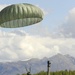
17 70 75 75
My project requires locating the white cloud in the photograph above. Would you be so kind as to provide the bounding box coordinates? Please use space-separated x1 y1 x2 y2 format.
0 7 75 62
0 30 58 62
58 7 75 38
0 30 75 62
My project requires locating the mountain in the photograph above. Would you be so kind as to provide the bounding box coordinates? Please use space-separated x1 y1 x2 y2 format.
64 54 75 65
50 53 75 71
0 54 75 75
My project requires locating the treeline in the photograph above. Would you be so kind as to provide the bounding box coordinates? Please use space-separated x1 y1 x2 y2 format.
17 70 75 75
34 70 75 75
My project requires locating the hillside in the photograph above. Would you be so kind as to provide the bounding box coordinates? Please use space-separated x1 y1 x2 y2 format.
0 54 75 75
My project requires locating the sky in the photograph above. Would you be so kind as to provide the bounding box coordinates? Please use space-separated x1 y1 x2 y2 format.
0 0 75 62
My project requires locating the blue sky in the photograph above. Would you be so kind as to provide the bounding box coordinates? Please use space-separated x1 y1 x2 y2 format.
0 0 75 30
0 0 75 31
0 0 75 62
0 0 75 32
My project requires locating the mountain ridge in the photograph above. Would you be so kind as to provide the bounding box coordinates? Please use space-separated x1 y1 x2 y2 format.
0 53 75 75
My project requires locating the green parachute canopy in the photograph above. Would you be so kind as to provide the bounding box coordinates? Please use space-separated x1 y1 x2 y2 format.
0 3 44 28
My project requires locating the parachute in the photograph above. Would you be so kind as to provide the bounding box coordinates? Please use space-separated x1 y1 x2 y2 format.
0 3 44 28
